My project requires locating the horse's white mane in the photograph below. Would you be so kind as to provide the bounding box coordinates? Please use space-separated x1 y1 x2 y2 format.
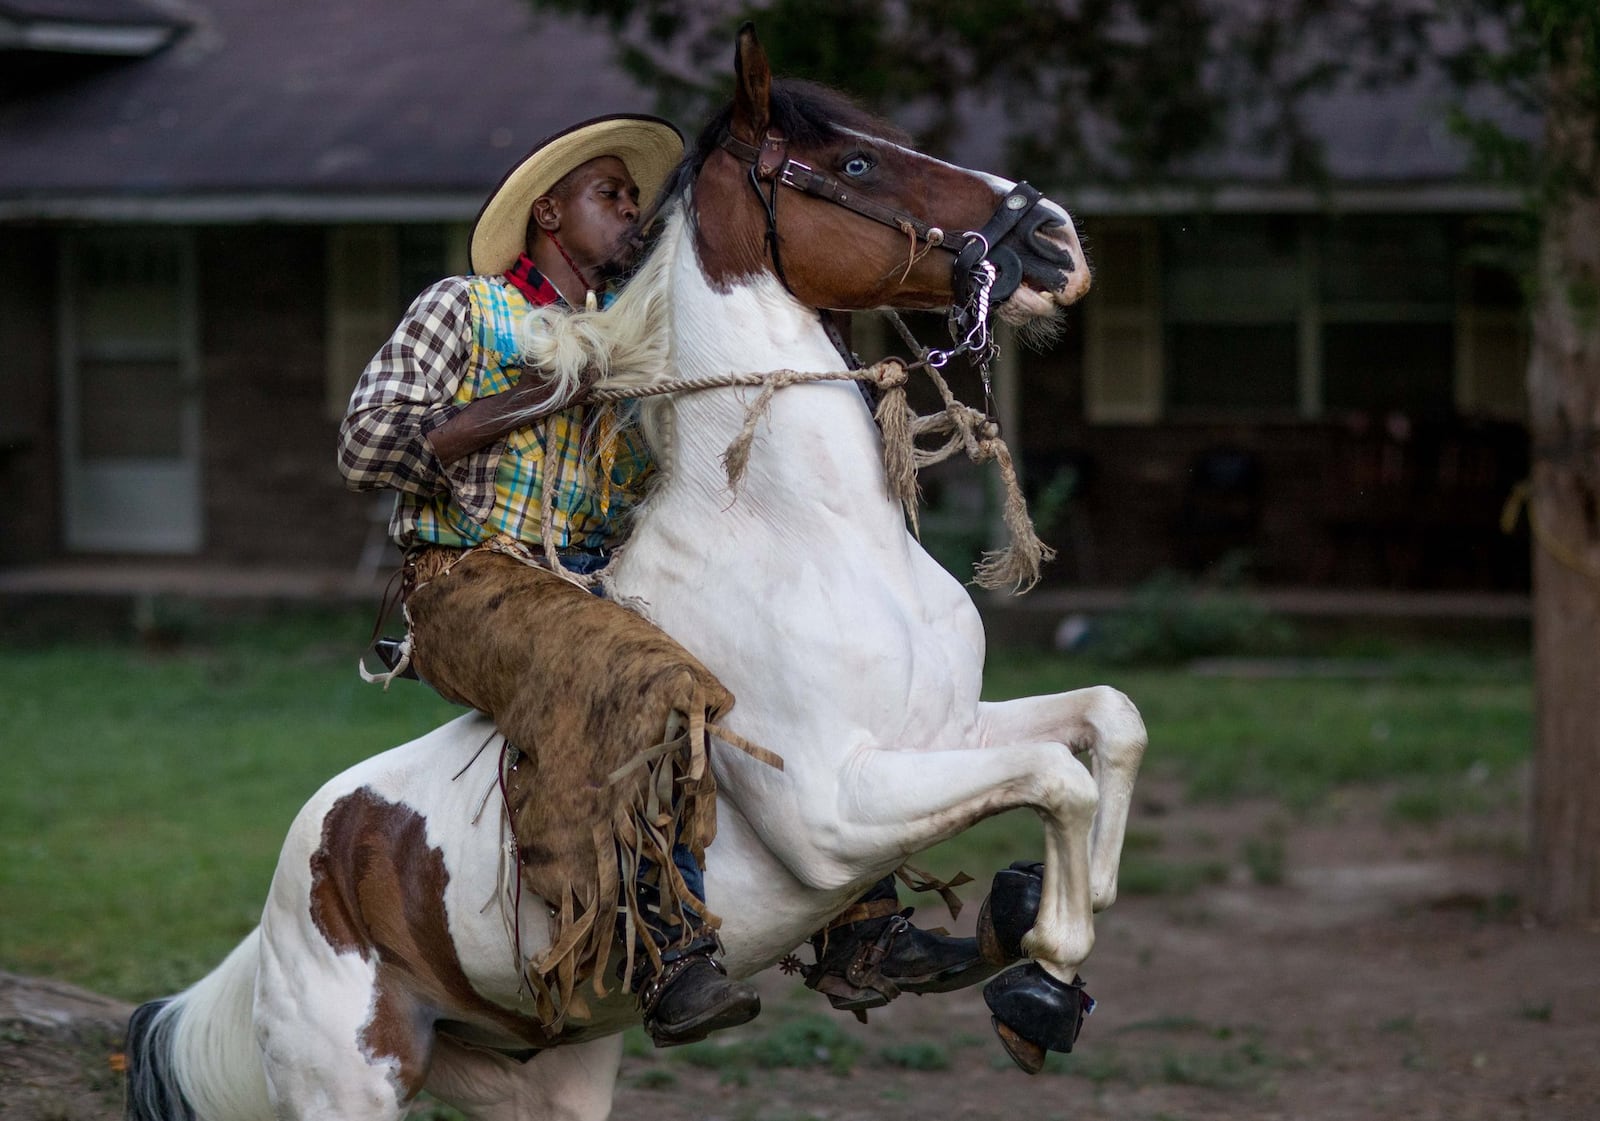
512 207 687 463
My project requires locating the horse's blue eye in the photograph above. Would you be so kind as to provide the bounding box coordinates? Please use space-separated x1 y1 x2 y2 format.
842 155 874 178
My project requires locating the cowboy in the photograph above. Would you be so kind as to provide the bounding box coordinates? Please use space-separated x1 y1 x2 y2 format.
339 115 764 1048
338 114 988 1043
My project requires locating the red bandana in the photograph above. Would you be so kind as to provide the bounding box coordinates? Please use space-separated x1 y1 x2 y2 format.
503 253 564 307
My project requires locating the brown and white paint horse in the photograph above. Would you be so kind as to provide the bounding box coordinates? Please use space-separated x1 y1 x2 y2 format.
126 28 1144 1121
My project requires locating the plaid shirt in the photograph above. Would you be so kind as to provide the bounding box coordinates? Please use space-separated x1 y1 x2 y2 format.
338 267 653 551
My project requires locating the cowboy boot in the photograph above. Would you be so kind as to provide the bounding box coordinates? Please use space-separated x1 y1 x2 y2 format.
803 876 998 1013
635 931 761 1047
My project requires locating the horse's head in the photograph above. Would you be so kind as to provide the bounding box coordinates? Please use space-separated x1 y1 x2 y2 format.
680 25 1089 327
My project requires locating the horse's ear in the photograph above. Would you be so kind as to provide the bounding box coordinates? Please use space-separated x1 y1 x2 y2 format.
731 22 771 143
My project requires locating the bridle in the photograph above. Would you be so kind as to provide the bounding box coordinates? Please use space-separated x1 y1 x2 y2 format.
717 129 1072 371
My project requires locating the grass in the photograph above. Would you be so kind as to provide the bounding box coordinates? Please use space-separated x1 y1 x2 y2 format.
0 609 1530 1002
1038 1018 1284 1092
0 608 457 999
675 1015 864 1081
877 1040 951 1071
984 647 1530 806
907 642 1529 886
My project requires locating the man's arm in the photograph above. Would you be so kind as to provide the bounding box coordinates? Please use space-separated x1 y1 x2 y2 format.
338 280 476 495
423 369 590 464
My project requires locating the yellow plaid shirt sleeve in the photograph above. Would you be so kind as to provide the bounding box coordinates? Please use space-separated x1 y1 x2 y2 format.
340 274 654 552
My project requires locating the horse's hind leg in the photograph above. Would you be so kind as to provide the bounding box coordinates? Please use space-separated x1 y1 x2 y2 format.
255 933 429 1120
424 1034 624 1121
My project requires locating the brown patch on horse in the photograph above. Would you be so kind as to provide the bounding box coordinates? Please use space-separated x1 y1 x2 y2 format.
690 146 773 291
309 787 560 1095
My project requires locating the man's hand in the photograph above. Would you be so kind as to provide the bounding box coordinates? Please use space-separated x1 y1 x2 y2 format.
424 368 594 465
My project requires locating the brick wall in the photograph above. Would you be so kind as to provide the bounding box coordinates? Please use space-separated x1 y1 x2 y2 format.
196 226 379 568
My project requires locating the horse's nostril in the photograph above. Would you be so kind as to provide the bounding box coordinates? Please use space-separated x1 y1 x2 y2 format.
1028 221 1076 272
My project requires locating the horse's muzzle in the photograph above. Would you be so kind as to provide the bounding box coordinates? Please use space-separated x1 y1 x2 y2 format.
957 186 1086 309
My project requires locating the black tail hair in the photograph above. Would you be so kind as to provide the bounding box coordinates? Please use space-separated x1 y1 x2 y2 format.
124 998 196 1121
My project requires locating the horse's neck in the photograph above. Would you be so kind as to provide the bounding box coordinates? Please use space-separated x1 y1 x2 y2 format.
659 243 899 528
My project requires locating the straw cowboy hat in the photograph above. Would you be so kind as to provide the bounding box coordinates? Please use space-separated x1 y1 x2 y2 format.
470 114 684 276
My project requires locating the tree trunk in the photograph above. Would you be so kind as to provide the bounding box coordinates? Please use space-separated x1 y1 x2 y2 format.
1528 29 1600 924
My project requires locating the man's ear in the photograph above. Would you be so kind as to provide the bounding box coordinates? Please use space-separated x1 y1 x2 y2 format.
531 196 560 232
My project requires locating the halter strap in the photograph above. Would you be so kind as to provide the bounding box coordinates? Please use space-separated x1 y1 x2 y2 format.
719 132 949 248
718 129 1061 312
714 127 1065 390
952 183 1043 280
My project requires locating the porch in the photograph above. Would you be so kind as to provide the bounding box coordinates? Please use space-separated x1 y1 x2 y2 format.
0 560 1530 649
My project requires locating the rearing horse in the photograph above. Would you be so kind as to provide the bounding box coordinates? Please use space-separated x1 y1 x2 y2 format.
126 28 1144 1121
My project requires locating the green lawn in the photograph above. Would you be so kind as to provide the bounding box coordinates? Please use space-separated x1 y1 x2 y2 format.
0 609 1530 1002
0 609 457 999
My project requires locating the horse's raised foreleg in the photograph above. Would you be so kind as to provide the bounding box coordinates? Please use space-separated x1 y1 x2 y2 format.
829 741 1099 979
968 685 1146 1072
978 685 1147 914
813 685 1144 984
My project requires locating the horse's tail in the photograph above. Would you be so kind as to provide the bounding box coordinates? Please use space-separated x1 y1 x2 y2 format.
125 928 272 1121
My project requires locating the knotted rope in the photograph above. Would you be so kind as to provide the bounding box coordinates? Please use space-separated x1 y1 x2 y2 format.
582 355 1054 594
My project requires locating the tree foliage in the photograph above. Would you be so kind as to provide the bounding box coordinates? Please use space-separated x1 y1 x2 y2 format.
531 0 1489 185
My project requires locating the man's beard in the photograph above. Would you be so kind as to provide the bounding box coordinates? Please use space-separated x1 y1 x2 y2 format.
595 223 646 281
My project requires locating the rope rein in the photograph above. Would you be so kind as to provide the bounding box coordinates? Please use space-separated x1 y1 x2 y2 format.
562 339 1053 594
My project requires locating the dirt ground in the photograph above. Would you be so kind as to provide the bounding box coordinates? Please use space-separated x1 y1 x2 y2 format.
5 781 1598 1121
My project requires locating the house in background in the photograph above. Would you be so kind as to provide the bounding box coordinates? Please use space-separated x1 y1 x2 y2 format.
0 0 1535 597
1014 128 1532 591
0 0 662 579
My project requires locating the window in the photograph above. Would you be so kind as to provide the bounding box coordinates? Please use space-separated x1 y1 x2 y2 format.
1083 218 1162 422
324 223 468 418
73 236 189 456
59 228 202 552
1164 216 1302 417
1081 212 1525 423
1319 216 1456 419
1455 219 1530 420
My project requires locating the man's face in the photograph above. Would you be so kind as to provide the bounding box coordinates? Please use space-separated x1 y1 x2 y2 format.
538 156 644 279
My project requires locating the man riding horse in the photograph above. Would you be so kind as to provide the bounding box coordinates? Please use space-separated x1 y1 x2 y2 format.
337 114 989 1045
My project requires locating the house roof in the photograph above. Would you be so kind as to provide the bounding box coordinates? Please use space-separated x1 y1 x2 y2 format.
0 0 663 221
0 0 185 57
0 0 1535 223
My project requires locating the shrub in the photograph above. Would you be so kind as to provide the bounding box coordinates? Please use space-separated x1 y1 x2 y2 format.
1091 564 1293 665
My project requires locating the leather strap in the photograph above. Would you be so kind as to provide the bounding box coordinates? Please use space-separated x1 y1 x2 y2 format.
821 897 901 932
953 183 1042 276
845 914 909 987
756 131 788 179
720 132 945 245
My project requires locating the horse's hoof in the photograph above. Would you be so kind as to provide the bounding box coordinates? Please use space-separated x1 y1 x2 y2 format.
983 963 1094 1074
991 1016 1048 1075
976 861 1043 965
